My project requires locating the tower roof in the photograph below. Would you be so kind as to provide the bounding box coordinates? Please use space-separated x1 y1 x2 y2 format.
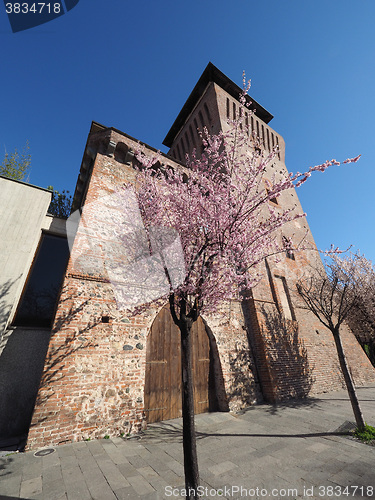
163 62 273 148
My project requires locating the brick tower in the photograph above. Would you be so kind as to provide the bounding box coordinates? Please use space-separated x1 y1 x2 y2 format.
162 62 375 402
27 63 375 449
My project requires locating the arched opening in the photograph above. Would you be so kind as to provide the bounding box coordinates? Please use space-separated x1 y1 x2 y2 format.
114 142 128 163
144 305 227 423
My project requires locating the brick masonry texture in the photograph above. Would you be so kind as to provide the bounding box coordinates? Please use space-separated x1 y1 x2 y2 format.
27 68 375 449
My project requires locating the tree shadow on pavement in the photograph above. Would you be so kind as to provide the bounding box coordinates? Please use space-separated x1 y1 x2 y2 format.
142 410 352 443
0 454 14 478
242 395 321 416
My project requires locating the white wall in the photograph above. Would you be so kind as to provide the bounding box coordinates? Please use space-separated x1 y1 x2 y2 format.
0 176 52 335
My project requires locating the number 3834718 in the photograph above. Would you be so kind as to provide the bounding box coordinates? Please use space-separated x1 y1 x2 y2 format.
5 3 61 14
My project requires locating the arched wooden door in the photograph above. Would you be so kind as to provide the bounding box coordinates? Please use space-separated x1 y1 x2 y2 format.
144 305 211 423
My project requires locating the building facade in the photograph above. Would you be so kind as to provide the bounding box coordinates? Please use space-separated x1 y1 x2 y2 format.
0 177 68 450
5 64 373 450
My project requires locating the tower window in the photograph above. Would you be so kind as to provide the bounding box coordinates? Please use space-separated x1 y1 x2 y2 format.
180 136 186 156
185 132 190 151
193 118 199 133
189 125 196 148
176 143 182 161
198 111 205 128
203 103 212 127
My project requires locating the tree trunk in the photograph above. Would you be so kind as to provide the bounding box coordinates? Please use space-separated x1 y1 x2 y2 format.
332 329 365 430
179 314 200 499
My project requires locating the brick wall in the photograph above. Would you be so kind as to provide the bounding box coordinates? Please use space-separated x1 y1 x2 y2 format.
28 132 262 449
27 74 375 449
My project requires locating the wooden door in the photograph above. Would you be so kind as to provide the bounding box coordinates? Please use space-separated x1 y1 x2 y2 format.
144 305 210 423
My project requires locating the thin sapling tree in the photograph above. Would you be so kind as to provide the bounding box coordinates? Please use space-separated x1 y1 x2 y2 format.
338 253 375 366
297 252 375 431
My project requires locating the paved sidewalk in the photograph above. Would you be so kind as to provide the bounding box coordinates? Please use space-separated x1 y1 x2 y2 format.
1 386 374 500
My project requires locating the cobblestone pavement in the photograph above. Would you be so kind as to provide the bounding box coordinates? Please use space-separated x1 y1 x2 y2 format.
1 386 374 500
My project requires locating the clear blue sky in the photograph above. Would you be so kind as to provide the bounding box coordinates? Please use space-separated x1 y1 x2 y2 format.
1 0 374 261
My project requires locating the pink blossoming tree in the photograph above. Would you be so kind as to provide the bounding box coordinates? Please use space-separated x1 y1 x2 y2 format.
126 81 360 498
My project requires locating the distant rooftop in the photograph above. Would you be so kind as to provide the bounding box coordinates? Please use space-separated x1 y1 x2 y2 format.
163 62 273 148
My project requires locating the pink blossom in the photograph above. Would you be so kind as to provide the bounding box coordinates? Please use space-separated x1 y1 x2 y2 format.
127 85 361 316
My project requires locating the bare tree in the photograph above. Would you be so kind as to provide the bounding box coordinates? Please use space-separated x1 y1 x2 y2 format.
297 253 374 431
339 254 375 367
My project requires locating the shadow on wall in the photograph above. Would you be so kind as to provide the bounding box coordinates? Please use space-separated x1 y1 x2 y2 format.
204 323 230 412
0 278 51 452
0 326 51 451
0 282 99 452
29 289 100 422
203 308 262 412
260 304 315 400
227 342 263 409
0 278 18 342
